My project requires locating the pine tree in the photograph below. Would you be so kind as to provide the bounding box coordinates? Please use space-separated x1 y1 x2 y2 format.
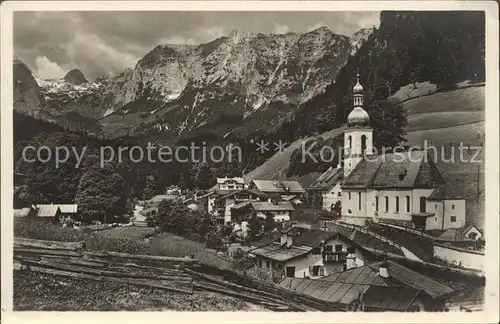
142 175 156 200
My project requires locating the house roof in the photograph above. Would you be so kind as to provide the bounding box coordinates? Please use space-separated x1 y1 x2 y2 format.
56 204 78 213
322 265 389 286
462 225 482 236
231 201 295 212
308 167 343 191
35 205 61 217
284 227 339 248
217 189 268 200
250 180 305 194
249 242 311 261
280 260 454 306
428 181 467 201
343 151 444 189
216 177 244 184
279 277 368 306
251 201 295 212
362 285 423 311
368 260 454 299
437 229 473 242
14 208 31 217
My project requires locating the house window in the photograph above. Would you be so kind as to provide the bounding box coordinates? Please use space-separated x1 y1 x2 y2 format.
335 244 343 252
406 196 410 212
375 197 379 211
385 197 389 212
338 192 342 197
395 197 399 213
324 245 333 253
266 260 270 268
452 204 455 210
451 216 456 222
358 192 362 210
348 192 351 200
435 204 437 209
312 247 321 255
419 197 426 213
309 266 325 276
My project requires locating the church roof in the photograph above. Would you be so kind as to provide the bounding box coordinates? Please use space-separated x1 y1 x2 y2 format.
308 167 343 191
427 181 467 201
343 150 444 189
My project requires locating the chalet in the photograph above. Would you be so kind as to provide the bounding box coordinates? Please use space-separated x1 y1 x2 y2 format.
213 189 268 224
279 259 455 311
230 199 295 223
57 204 78 222
249 227 368 279
216 177 245 191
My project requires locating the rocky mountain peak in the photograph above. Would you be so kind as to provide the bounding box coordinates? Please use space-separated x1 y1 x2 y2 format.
64 69 88 85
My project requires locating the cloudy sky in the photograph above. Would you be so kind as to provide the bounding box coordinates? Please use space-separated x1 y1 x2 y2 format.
14 11 380 80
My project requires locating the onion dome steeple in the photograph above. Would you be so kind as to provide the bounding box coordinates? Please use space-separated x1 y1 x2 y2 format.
348 71 370 127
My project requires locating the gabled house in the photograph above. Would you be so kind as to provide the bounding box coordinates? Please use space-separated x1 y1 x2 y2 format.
426 182 467 230
279 259 454 311
462 225 483 241
249 227 368 279
307 166 343 211
214 189 268 223
230 199 295 223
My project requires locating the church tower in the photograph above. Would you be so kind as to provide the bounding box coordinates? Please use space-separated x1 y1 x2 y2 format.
343 73 373 178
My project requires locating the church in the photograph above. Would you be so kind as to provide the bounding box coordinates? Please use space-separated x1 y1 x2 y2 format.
309 74 468 232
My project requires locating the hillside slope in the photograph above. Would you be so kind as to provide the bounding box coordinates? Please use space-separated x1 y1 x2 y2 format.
245 85 485 184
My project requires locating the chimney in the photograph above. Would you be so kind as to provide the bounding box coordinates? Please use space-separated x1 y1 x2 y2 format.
378 252 389 278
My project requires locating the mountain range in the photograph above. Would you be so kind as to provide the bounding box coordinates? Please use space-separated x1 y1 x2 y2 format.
13 27 372 142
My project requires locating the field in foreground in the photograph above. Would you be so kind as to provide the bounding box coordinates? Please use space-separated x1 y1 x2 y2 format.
14 271 262 311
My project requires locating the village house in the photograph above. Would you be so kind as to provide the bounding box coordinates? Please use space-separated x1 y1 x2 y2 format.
193 177 247 214
278 258 455 311
248 227 368 279
34 204 62 223
248 180 305 203
308 73 472 233
213 189 268 224
231 199 295 222
306 166 343 211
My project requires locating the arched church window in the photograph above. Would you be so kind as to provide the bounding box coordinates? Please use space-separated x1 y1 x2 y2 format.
361 135 367 153
419 197 426 213
348 136 352 149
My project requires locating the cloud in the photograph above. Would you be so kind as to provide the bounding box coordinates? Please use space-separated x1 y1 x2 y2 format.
35 56 66 79
273 23 290 34
14 11 381 79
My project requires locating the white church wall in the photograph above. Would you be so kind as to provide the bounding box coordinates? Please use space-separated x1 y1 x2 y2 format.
443 199 466 229
373 189 413 221
412 188 435 214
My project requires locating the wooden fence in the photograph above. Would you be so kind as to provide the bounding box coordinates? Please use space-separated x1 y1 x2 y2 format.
13 237 344 312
